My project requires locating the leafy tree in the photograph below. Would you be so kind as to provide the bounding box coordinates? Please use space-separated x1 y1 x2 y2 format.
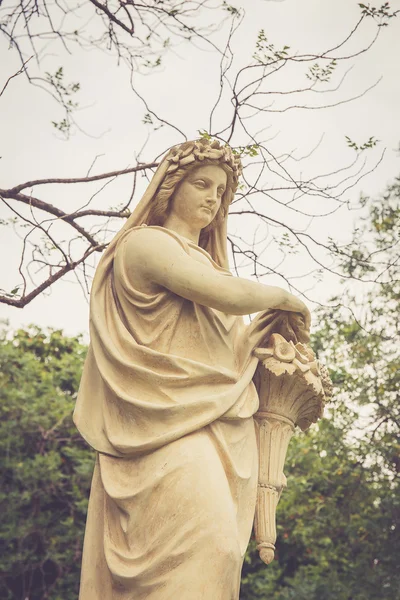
241 420 399 599
1 177 399 598
0 326 94 600
241 175 400 599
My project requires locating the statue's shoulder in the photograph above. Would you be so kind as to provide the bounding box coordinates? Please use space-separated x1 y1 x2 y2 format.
114 225 196 290
117 225 189 263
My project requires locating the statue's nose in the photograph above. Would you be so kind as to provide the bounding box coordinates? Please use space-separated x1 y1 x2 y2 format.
206 192 218 205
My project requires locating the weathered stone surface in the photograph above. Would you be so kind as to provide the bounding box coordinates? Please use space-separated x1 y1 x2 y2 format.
74 139 322 599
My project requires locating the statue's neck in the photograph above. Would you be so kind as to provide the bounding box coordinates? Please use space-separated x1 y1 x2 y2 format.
162 214 200 245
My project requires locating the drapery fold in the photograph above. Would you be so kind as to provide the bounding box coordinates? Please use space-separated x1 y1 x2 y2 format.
74 227 298 457
75 142 305 598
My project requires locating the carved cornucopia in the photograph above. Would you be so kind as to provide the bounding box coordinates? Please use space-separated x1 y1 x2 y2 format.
253 333 332 564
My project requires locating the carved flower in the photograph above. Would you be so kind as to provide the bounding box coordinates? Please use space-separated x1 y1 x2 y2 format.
179 142 196 158
274 340 296 363
166 162 179 173
164 138 243 189
319 363 333 402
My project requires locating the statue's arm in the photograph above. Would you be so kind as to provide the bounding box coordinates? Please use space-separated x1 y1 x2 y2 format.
123 228 310 324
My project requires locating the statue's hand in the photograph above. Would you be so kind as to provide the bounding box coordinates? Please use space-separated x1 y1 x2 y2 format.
288 313 310 344
280 291 311 332
295 302 311 332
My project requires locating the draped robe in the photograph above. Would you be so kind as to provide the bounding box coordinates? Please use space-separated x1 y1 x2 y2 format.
74 226 295 599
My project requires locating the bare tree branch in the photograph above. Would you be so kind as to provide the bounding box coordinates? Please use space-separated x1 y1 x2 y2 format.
1 0 398 309
8 162 159 194
0 243 106 308
0 56 33 98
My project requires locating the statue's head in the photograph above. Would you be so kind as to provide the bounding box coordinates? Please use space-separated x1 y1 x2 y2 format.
147 139 242 243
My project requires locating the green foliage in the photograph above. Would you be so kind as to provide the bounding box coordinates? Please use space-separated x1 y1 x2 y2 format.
277 232 299 255
306 60 337 83
0 285 21 299
223 1 241 17
1 179 400 598
253 30 290 65
232 144 260 158
345 135 379 152
45 67 81 137
241 176 400 599
143 56 162 69
0 326 94 600
359 2 399 24
197 129 213 140
197 132 259 157
143 112 154 125
241 416 399 599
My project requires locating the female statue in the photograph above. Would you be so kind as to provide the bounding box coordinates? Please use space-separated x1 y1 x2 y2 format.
74 139 310 599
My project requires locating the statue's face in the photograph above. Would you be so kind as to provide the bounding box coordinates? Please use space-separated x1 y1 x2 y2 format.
170 165 227 230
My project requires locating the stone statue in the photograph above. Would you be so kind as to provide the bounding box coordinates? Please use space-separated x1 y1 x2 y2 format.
74 139 328 599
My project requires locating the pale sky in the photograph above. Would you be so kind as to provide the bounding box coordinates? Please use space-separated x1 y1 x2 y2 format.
1 0 400 338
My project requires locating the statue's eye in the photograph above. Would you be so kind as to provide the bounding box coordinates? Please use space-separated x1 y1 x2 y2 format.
194 180 206 188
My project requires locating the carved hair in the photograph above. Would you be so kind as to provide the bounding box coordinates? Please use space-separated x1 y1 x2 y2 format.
146 159 236 237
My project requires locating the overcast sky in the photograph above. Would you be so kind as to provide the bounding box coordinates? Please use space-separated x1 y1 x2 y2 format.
1 0 399 338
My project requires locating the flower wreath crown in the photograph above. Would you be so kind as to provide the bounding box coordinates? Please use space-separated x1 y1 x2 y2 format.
165 139 243 188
